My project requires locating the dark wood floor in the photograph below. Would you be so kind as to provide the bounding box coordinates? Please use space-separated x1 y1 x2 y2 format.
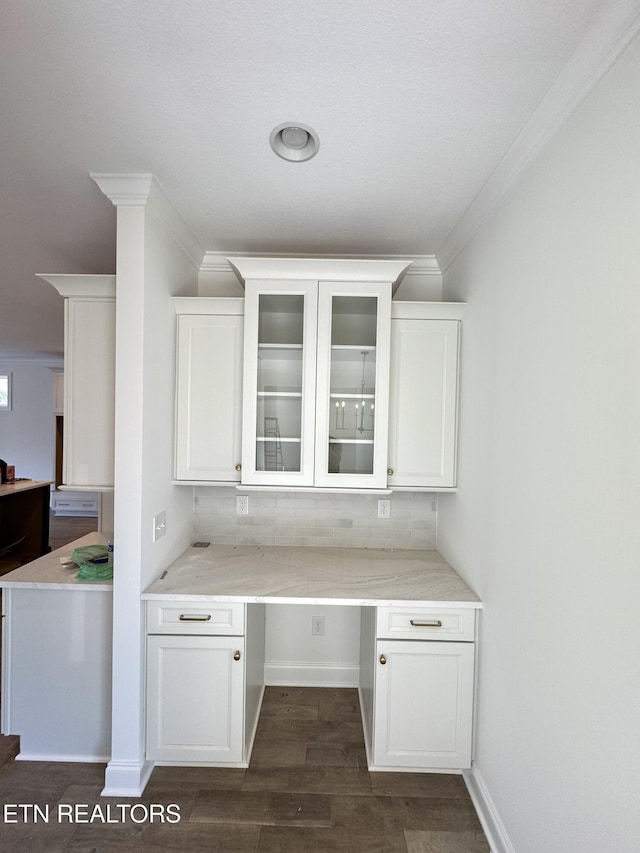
0 686 489 852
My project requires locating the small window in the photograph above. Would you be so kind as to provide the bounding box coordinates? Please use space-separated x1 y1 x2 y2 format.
0 373 12 411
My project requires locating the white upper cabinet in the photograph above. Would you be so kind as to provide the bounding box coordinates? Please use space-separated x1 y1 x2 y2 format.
387 302 464 490
173 299 244 483
38 274 116 491
172 261 464 492
314 280 392 489
241 280 318 487
232 258 409 490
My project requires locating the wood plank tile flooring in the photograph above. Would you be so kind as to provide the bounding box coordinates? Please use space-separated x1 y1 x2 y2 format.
0 686 489 852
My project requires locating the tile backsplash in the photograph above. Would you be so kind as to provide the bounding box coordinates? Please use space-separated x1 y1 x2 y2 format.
194 487 437 549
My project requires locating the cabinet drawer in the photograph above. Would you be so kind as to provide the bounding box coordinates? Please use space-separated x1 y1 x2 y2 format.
147 601 245 636
376 607 475 641
53 496 99 516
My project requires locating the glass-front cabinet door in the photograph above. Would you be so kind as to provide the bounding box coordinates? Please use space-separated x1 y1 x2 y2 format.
241 280 318 486
315 281 392 489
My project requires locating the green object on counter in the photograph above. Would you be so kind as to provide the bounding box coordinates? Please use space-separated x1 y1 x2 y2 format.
71 544 113 581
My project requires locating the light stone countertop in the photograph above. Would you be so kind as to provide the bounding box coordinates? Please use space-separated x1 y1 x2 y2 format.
142 544 482 608
0 532 112 591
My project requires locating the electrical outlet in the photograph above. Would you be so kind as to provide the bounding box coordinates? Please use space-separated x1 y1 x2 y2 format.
236 495 249 516
378 499 391 519
311 616 325 636
153 510 166 541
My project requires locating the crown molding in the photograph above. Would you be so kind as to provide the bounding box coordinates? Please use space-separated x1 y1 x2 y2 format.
36 273 116 299
437 0 640 272
201 251 440 276
90 173 204 269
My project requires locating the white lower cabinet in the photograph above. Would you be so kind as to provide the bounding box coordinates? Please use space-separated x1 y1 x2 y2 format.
145 600 265 766
360 605 476 772
146 635 245 764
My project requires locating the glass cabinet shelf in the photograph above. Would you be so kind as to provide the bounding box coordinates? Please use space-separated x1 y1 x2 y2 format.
258 344 303 351
256 437 301 442
329 439 374 445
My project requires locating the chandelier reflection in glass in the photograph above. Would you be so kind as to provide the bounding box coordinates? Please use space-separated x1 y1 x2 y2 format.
333 350 374 433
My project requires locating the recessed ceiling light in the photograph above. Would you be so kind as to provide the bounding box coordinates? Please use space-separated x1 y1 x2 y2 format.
270 122 319 162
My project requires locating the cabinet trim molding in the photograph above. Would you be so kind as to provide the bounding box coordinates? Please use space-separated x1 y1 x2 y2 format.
228 257 412 293
37 274 116 299
172 297 244 315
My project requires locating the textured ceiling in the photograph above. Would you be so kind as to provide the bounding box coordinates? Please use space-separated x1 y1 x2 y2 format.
0 0 613 358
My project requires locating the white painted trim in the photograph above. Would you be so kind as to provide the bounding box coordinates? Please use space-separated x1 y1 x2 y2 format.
265 662 360 687
237 485 392 495
244 683 265 764
228 256 412 288
463 765 516 853
201 251 439 276
368 763 462 775
59 484 114 493
391 301 465 321
172 297 245 315
101 758 155 798
36 274 116 299
438 0 640 271
90 173 204 269
16 752 110 763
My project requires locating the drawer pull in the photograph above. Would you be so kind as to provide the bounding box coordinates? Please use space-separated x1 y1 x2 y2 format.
235 464 242 471
379 654 387 665
179 614 212 622
410 619 443 628
233 650 241 661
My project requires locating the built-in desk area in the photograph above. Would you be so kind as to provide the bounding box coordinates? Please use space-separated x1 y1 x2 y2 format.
143 545 482 774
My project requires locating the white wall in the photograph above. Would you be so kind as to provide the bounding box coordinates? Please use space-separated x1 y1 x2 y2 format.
437 34 640 853
0 362 57 482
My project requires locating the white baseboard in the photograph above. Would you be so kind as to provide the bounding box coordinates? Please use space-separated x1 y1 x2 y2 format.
101 758 155 797
265 661 359 687
463 764 515 853
245 683 265 762
16 752 110 763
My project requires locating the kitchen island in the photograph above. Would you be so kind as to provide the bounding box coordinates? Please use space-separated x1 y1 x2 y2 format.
143 544 481 773
0 480 51 573
0 532 113 761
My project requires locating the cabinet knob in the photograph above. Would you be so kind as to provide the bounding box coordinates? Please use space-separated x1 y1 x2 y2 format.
387 468 394 476
235 464 242 471
233 650 241 661
379 654 387 665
